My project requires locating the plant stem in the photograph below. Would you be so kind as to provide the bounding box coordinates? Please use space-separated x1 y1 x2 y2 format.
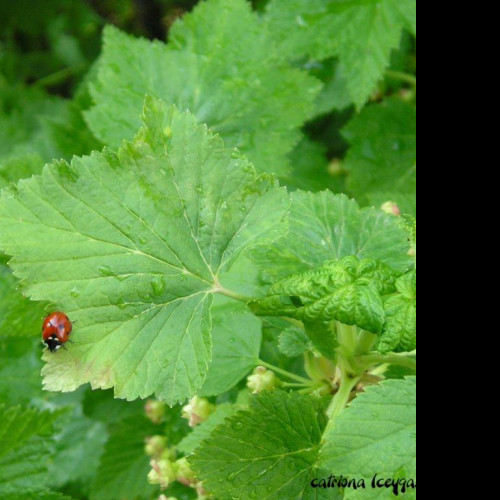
282 381 318 388
357 353 417 371
323 372 361 441
326 374 359 420
33 63 87 88
214 285 252 303
257 360 311 384
385 70 417 86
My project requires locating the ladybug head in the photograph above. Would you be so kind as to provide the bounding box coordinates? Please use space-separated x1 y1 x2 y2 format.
44 335 63 352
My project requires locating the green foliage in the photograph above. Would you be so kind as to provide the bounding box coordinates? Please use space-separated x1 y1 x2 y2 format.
251 257 398 334
0 0 101 87
342 99 417 204
178 403 239 455
190 391 328 499
265 0 416 107
0 405 66 498
251 191 412 283
89 416 159 500
199 303 262 397
85 0 321 175
378 269 417 353
0 260 48 337
278 326 312 357
321 378 417 488
0 83 101 185
0 337 43 405
0 1 415 498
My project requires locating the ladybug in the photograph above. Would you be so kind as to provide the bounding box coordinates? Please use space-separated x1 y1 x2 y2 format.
42 312 73 352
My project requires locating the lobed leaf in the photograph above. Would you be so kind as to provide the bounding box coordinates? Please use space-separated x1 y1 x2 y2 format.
0 98 288 404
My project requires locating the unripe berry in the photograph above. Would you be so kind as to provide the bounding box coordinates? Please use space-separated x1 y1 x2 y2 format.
145 400 167 424
381 201 402 217
247 366 279 394
145 435 168 458
181 396 215 427
148 458 178 490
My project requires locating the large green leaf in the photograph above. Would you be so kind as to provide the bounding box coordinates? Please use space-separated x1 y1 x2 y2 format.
251 257 397 334
190 391 328 500
320 378 416 487
86 0 321 175
265 0 416 107
251 191 412 283
0 98 288 404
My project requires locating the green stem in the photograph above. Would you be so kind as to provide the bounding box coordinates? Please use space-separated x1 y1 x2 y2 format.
386 70 417 86
357 353 417 371
282 381 318 389
392 350 417 357
323 372 361 441
33 63 87 88
214 286 252 303
257 360 311 385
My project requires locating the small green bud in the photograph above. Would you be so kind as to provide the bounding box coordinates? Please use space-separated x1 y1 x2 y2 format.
381 201 401 217
145 399 167 424
328 159 345 177
158 496 178 500
145 435 168 458
247 366 279 394
148 458 178 490
398 88 416 103
182 396 215 427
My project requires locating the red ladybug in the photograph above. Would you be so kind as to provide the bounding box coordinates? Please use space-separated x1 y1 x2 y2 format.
42 312 73 352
